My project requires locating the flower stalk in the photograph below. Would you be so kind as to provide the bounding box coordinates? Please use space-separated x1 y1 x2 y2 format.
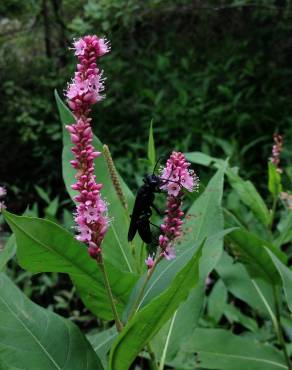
98 256 124 332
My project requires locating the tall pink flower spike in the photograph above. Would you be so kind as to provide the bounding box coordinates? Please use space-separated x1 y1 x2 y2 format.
159 152 198 260
65 35 110 259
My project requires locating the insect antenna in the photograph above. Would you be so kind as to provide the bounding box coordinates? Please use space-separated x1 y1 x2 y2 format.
152 155 168 174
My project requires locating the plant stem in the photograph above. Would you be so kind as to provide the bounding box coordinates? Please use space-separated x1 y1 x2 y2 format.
273 286 292 370
147 343 159 370
269 196 278 231
98 256 123 332
128 255 163 320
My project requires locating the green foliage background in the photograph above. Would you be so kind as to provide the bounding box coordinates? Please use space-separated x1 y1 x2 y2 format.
1 0 292 209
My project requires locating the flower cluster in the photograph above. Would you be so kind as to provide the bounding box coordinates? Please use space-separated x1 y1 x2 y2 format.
66 35 110 116
160 152 198 196
65 35 110 259
0 186 6 211
159 152 198 260
270 133 283 173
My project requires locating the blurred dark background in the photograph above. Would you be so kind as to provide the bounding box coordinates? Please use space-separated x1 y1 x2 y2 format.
1 0 292 212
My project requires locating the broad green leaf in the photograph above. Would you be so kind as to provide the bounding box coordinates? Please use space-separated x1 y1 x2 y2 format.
228 228 282 284
3 211 137 320
109 244 203 370
44 196 59 218
35 185 51 204
170 328 287 370
268 162 282 198
185 151 222 167
55 91 135 273
267 249 292 312
207 279 227 323
183 164 226 250
147 119 156 167
226 169 270 226
0 234 16 271
151 285 204 362
0 273 103 370
87 327 117 368
275 212 292 247
216 252 276 317
224 304 258 332
0 358 23 370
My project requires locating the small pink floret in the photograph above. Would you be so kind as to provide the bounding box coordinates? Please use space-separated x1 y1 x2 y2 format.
145 255 155 268
162 246 176 260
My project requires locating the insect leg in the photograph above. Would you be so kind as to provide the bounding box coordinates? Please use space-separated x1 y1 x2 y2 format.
149 221 161 231
151 202 163 216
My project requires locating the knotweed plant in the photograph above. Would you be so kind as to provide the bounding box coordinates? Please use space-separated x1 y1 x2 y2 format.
1 35 292 370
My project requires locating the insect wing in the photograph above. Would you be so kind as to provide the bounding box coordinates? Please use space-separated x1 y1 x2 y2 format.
128 217 138 242
128 192 144 241
137 218 152 244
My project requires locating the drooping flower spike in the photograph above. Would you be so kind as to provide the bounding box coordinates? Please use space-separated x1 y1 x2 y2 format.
65 35 110 259
0 186 6 211
158 152 198 260
270 133 283 174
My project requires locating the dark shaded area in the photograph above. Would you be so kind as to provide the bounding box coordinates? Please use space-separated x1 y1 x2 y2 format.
0 0 292 212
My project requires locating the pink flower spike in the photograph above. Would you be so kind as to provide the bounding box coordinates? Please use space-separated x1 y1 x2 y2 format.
65 35 110 260
0 186 6 198
158 152 198 261
269 133 283 173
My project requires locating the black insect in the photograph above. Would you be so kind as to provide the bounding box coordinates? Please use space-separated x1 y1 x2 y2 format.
128 160 180 244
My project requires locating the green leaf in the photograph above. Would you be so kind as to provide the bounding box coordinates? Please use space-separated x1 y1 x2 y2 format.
44 196 59 218
208 279 227 323
267 249 292 312
87 327 117 368
3 211 137 320
228 228 282 284
226 169 270 226
184 151 221 167
170 328 287 370
216 252 276 317
0 234 16 271
224 304 258 332
151 285 204 362
275 212 292 247
183 164 226 251
109 244 204 370
35 185 51 204
268 162 282 198
147 119 156 167
0 273 103 370
55 90 135 273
